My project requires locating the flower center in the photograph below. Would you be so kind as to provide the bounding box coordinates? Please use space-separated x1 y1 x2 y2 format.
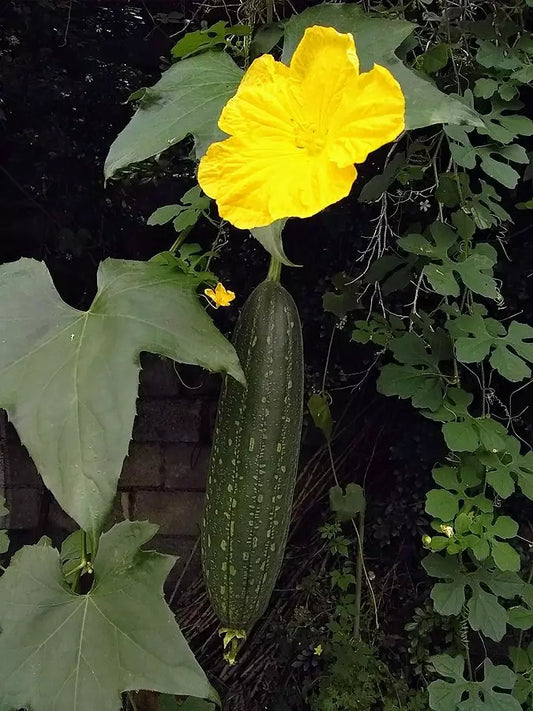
294 123 326 156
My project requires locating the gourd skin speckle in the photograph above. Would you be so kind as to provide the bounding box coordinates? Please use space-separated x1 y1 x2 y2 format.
201 279 304 638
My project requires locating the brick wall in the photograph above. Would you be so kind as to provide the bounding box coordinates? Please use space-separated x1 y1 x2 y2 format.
0 354 221 589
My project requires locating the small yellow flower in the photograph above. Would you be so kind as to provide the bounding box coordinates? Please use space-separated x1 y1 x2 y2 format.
204 282 235 307
314 643 323 656
198 25 405 229
439 524 454 538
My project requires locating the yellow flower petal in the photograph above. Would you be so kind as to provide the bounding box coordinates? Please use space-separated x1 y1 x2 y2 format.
327 64 405 167
197 25 405 229
218 54 294 139
289 25 360 134
199 135 356 229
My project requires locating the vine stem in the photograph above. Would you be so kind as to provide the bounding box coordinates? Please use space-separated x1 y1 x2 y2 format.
72 530 88 593
64 561 86 578
463 614 473 681
353 506 365 640
465 644 473 681
457 553 473 680
321 326 335 395
409 270 425 327
81 529 88 563
168 224 194 255
431 133 445 222
265 0 274 24
327 441 379 632
350 507 378 632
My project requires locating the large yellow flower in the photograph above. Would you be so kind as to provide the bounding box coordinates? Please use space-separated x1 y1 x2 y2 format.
198 25 405 230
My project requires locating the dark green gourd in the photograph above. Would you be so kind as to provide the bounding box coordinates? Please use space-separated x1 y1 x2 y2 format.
201 276 304 662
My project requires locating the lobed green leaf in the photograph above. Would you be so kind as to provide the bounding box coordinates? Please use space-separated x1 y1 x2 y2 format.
0 521 218 711
0 259 244 537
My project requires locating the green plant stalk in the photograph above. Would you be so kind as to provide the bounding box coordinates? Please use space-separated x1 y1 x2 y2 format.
464 629 473 682
327 440 378 631
353 507 365 640
81 529 88 562
64 561 86 579
72 562 83 594
267 255 282 282
457 592 473 682
265 0 274 24
72 530 92 593
168 224 194 255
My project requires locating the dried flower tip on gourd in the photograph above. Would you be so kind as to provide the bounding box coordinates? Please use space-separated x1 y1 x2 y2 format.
204 282 235 307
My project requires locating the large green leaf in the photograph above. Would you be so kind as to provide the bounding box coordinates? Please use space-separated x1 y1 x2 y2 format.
0 521 217 711
104 52 243 180
377 331 452 411
422 388 508 454
480 435 533 501
281 3 481 130
450 311 533 382
423 554 525 641
429 655 520 711
442 417 508 454
399 222 500 300
444 118 530 190
426 461 492 522
0 258 244 538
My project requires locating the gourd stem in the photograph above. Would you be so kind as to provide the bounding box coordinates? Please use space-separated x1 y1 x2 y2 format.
267 256 282 282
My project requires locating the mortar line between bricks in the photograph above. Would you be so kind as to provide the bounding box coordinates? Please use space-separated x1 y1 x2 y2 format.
156 534 199 541
118 486 207 493
140 395 219 400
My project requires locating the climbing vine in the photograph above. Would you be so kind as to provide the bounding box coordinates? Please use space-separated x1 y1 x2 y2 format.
322 1 533 706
